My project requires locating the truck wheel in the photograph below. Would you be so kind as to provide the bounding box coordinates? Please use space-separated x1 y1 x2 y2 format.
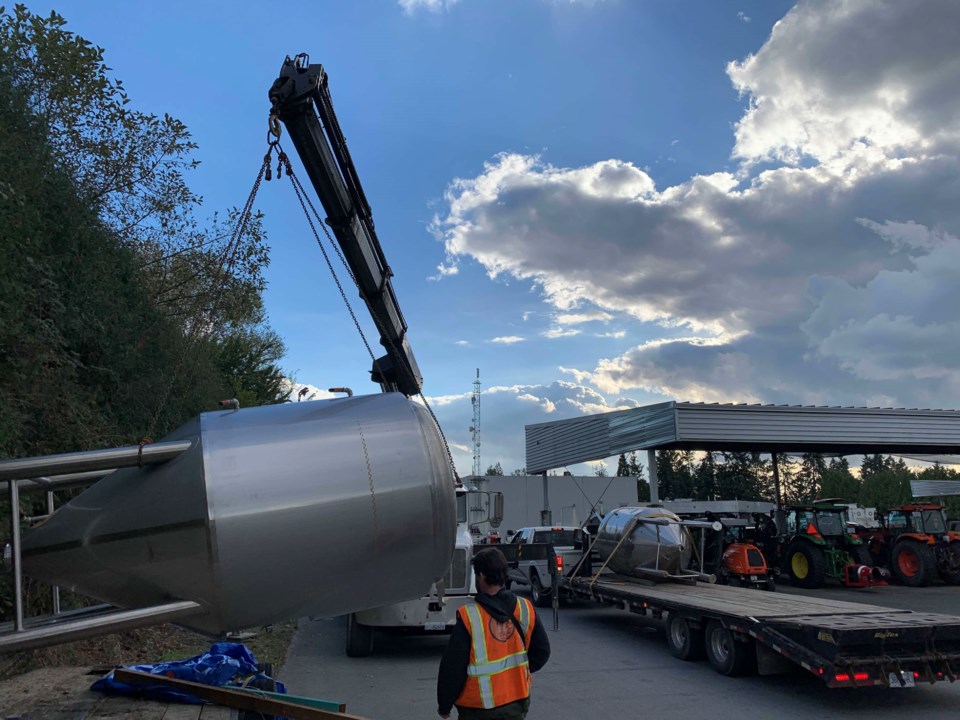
785 542 826 589
666 615 706 661
704 620 753 677
531 573 551 608
892 540 935 587
346 613 373 657
938 544 960 585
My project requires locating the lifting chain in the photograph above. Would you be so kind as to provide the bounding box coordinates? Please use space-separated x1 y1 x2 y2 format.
144 146 270 440
267 130 460 483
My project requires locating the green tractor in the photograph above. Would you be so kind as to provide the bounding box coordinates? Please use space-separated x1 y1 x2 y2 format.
771 502 884 589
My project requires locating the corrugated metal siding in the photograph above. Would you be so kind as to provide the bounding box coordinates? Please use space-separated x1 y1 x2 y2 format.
525 413 613 474
525 401 960 473
525 402 676 473
911 480 960 498
675 404 960 447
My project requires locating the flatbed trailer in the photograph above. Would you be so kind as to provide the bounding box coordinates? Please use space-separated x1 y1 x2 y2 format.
565 572 960 688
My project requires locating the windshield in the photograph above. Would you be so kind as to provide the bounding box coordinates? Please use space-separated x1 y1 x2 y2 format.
533 529 578 546
456 493 467 524
921 510 946 534
815 512 845 536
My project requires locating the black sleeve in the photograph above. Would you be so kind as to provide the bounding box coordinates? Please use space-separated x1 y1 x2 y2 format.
527 608 551 673
437 615 471 715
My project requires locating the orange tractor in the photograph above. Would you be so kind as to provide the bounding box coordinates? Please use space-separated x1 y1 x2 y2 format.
860 504 960 587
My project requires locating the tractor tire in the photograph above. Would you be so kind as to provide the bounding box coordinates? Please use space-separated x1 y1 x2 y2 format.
346 613 374 657
704 620 753 677
937 543 960 585
851 544 873 568
530 572 552 608
785 542 827 589
666 615 706 661
891 539 936 587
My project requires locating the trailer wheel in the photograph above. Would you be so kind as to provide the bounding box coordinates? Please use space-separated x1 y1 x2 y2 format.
704 621 753 677
346 613 373 657
892 539 935 587
531 573 552 608
666 615 706 661
786 542 826 588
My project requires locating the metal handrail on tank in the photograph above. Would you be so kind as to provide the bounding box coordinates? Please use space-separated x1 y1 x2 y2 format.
1 440 195 642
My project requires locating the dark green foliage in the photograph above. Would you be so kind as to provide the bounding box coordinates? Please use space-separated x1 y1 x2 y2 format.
0 6 288 624
820 457 861 501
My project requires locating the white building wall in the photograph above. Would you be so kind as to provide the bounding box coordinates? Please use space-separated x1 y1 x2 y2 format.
465 475 640 535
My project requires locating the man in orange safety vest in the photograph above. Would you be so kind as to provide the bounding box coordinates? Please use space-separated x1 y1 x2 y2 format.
437 547 551 719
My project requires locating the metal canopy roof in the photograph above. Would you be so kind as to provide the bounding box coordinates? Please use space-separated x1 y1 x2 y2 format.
525 401 960 474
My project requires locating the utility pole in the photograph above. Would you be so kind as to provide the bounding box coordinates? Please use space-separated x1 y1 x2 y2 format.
470 369 481 478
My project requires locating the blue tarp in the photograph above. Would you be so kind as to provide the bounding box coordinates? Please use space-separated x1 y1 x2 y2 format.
91 641 287 705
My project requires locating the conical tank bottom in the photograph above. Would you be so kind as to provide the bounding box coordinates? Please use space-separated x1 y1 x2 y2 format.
21 393 456 634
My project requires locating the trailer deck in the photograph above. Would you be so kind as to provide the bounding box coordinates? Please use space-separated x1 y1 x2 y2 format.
566 573 960 687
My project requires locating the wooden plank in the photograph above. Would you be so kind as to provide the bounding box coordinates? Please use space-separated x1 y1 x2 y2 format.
582 578 904 618
577 577 960 631
114 670 367 720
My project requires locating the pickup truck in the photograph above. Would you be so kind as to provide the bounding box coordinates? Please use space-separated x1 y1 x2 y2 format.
501 526 586 607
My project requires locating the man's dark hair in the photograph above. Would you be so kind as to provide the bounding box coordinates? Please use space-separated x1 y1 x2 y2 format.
472 547 509 586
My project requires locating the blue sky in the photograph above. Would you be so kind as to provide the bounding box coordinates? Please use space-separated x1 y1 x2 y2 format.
25 0 960 476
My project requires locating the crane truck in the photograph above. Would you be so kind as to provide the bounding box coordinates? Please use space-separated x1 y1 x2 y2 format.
268 54 503 657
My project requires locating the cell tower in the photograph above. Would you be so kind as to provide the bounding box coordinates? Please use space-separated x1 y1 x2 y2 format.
470 368 481 477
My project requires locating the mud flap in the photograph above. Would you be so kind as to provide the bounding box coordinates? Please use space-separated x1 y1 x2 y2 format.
756 642 795 676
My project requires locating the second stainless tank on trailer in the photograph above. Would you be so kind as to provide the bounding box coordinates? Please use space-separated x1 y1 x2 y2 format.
594 506 694 578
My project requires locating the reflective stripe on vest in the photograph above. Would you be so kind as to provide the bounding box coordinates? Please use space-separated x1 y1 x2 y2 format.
458 599 533 709
463 604 496 708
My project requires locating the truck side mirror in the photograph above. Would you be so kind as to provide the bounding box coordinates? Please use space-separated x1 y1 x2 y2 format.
489 492 504 528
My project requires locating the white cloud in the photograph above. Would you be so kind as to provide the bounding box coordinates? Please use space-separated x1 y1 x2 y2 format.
430 0 960 411
595 330 625 338
425 391 471 406
491 335 525 344
455 339 470 346
428 261 460 281
555 311 613 325
727 0 960 168
543 327 581 339
399 0 459 13
737 11 751 23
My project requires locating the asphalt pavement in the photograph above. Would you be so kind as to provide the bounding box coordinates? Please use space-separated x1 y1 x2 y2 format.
279 583 960 720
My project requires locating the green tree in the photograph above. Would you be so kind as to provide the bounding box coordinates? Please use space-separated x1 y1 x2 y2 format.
820 457 861 501
716 452 760 500
795 453 826 502
694 452 717 500
485 462 504 476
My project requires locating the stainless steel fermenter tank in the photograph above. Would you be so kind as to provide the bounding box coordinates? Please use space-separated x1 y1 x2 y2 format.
20 393 456 634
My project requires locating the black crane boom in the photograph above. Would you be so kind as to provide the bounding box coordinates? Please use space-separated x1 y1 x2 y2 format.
269 55 422 397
